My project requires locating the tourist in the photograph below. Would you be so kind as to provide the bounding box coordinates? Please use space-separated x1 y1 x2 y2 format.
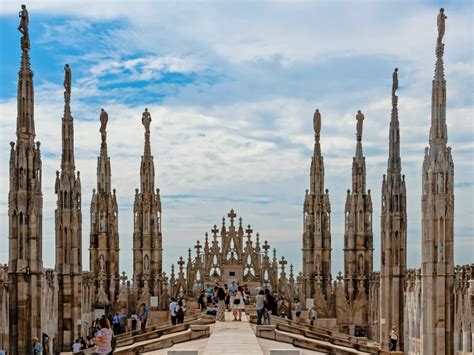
32 337 42 355
72 339 82 353
175 299 186 324
169 298 177 325
112 313 120 335
271 292 278 316
86 335 95 348
198 290 207 312
255 289 265 325
228 280 238 307
244 284 251 304
232 286 245 321
308 305 317 326
263 289 273 325
390 326 398 351
294 299 302 320
139 303 149 331
216 283 226 321
131 312 138 331
224 290 230 311
92 317 113 355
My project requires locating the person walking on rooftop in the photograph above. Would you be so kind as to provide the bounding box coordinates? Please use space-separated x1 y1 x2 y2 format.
215 283 226 321
390 326 398 351
139 303 149 331
232 286 245 321
169 298 177 325
256 289 265 325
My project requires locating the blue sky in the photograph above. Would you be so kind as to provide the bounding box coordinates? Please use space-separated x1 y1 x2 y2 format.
0 0 472 278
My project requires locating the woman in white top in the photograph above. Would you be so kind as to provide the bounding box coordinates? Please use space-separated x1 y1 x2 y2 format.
232 286 245 321
93 318 114 355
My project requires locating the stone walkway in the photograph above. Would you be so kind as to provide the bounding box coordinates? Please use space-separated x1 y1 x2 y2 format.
203 311 263 354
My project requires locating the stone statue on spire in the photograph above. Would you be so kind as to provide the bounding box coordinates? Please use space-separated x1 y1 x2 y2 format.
142 108 151 133
99 108 108 135
437 8 447 46
18 5 29 36
18 4 29 50
64 64 71 92
356 110 364 141
392 68 398 97
313 109 321 137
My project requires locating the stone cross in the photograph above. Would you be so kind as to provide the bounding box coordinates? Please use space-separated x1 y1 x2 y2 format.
263 240 270 255
245 225 253 237
228 209 237 223
279 256 287 274
211 225 219 236
195 240 202 256
170 264 175 278
178 257 185 273
120 271 128 285
187 248 192 261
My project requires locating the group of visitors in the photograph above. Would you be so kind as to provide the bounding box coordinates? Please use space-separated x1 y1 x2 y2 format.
255 288 279 325
169 297 187 325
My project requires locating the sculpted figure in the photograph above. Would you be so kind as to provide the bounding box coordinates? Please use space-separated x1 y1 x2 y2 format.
99 108 108 135
356 110 364 141
142 108 151 133
313 109 321 136
392 68 398 97
437 8 447 45
144 255 150 271
99 254 105 271
18 5 29 36
63 64 71 94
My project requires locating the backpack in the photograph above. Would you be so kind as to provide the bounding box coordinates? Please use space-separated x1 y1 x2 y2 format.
176 305 184 317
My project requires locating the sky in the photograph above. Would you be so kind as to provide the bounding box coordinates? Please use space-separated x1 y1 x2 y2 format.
0 0 473 279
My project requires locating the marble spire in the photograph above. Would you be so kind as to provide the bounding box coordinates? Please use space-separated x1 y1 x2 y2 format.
133 109 163 301
89 109 120 307
421 8 455 354
302 109 332 304
8 5 43 353
55 64 83 350
344 111 373 298
380 68 407 351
